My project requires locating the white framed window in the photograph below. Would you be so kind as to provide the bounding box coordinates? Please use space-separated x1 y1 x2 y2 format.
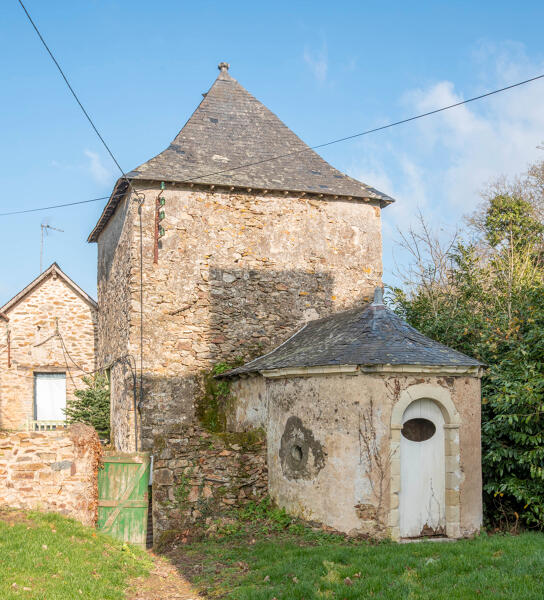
34 372 66 421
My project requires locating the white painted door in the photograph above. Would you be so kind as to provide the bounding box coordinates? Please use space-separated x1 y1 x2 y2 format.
399 398 445 538
35 373 66 421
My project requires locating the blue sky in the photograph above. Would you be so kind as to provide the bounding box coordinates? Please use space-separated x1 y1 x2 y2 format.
1 0 543 304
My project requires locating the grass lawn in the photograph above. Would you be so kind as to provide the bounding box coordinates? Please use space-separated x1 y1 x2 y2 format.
166 503 544 600
0 508 151 600
2 505 543 600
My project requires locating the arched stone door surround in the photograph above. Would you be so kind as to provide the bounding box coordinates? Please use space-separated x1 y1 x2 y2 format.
389 382 461 540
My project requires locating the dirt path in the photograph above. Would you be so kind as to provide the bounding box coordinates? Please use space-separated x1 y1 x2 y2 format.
126 553 203 600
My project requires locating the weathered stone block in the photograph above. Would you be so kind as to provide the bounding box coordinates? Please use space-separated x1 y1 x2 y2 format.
50 461 73 471
153 469 174 486
0 426 100 527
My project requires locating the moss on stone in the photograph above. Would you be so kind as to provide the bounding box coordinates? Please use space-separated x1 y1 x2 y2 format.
154 530 184 553
153 436 166 453
196 360 243 433
214 428 266 450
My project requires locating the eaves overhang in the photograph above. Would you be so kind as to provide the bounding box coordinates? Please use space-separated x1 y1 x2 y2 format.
238 363 484 379
87 177 392 243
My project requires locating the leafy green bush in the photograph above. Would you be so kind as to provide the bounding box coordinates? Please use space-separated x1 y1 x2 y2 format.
237 497 293 530
65 373 110 440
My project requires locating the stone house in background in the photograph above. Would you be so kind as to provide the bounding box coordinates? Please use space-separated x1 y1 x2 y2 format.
88 63 393 452
0 263 98 430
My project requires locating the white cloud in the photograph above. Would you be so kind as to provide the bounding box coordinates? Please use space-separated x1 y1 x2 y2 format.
84 150 113 185
346 42 544 285
303 44 328 83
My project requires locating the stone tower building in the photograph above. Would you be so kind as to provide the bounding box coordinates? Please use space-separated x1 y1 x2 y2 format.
89 63 393 452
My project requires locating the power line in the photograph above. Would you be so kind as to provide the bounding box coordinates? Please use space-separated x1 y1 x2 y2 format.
6 71 543 218
18 0 146 442
0 196 108 217
14 1 544 213
182 73 544 184
17 0 139 198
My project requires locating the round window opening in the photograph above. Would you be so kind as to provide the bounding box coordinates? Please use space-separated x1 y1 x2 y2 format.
291 445 304 463
401 418 436 442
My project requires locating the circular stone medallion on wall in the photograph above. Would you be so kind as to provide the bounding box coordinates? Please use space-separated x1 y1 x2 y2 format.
279 415 325 480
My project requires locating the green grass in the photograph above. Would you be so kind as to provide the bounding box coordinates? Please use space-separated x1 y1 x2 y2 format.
0 509 151 600
173 531 544 599
3 506 544 600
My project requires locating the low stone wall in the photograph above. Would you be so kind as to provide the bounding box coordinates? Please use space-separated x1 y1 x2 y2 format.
152 424 267 542
0 424 102 526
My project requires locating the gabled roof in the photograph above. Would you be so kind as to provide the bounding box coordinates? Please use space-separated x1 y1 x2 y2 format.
88 63 394 242
0 311 8 322
223 288 482 377
1 263 98 315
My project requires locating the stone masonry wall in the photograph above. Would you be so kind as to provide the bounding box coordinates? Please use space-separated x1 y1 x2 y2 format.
0 270 98 430
152 424 267 542
0 424 102 526
96 196 136 451
97 183 383 451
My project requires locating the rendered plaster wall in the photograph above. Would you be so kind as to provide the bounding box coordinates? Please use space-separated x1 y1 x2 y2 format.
228 376 268 431
0 272 97 431
264 373 390 536
230 371 482 538
454 376 483 536
97 183 383 451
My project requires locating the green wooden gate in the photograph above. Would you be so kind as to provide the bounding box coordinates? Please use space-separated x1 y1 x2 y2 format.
97 452 150 548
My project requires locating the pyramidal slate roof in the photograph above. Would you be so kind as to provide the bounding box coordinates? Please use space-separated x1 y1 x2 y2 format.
223 288 482 377
88 63 394 242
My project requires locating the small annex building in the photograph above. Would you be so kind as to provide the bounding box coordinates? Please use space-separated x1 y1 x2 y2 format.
221 288 484 540
0 263 98 431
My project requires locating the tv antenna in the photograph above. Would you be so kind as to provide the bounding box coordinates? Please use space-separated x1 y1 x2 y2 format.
40 222 64 273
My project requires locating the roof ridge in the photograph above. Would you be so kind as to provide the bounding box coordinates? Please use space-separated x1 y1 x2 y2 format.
1 263 97 314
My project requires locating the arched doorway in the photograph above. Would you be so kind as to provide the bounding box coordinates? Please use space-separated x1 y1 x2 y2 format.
399 398 446 538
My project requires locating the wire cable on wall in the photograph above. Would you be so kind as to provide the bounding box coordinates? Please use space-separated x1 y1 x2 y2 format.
17 0 146 439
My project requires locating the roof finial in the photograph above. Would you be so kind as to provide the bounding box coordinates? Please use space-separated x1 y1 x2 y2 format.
218 62 230 73
372 286 384 305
